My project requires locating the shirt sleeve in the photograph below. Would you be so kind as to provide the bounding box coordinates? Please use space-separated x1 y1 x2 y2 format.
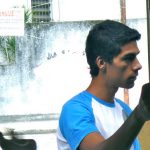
59 100 99 150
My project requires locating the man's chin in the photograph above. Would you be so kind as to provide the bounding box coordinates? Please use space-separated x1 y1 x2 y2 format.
125 82 135 89
121 82 135 89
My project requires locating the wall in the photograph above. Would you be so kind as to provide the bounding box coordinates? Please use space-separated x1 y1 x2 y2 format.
0 19 148 149
0 20 99 150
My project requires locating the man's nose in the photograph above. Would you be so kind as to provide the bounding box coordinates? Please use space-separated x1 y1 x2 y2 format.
132 58 142 71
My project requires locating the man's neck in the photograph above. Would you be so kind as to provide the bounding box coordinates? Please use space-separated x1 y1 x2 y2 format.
86 77 118 103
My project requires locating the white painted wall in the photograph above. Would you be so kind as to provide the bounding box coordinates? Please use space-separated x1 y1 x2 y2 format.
0 0 24 8
52 0 146 21
1 0 148 109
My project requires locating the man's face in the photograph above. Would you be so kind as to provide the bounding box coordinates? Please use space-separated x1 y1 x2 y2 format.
105 41 142 89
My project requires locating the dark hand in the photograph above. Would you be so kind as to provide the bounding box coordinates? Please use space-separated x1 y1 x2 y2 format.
138 83 150 121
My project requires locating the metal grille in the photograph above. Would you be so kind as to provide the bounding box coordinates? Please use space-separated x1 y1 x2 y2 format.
31 0 52 23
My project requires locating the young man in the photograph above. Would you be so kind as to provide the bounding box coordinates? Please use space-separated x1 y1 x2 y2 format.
57 20 150 150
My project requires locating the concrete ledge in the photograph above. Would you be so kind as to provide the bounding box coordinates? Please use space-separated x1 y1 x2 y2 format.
0 113 59 135
4 129 57 136
0 113 60 123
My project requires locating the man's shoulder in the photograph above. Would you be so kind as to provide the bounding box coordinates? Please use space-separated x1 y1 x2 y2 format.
64 91 92 106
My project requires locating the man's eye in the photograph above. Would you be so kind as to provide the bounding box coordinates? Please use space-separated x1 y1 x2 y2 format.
123 55 136 62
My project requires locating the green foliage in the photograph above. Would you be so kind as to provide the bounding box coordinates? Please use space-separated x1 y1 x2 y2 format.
0 37 16 64
24 7 33 23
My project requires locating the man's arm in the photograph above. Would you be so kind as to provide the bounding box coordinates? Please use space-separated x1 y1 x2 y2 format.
78 83 150 150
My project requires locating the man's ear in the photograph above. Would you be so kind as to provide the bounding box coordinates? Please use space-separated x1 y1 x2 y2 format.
96 56 106 71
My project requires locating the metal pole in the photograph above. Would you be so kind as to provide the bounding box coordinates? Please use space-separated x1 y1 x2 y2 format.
146 0 150 82
120 0 129 104
120 0 126 24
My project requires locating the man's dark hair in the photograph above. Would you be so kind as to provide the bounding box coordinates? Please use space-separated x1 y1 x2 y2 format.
85 20 141 78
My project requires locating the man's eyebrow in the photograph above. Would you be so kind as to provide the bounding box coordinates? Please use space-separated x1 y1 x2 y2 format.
124 51 140 56
121 52 140 60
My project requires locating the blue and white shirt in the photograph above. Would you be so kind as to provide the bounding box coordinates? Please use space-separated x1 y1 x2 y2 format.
57 91 141 150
